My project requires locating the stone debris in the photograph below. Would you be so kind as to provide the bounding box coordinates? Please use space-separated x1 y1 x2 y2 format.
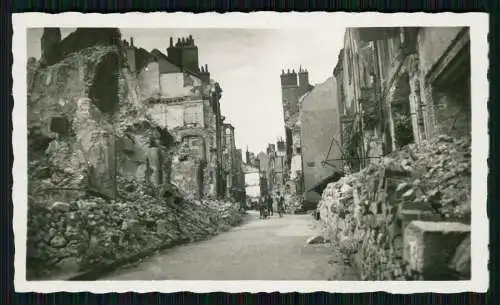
305 235 328 246
448 234 471 278
285 194 304 213
404 221 470 279
317 135 471 280
27 172 245 278
27 102 244 279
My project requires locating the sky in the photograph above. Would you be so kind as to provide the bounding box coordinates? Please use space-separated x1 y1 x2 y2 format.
27 28 345 154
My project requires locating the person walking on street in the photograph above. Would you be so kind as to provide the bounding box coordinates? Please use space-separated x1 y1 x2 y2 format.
266 195 274 217
277 193 285 218
258 197 265 219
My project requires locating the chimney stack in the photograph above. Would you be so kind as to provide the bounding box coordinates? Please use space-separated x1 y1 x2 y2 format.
298 65 310 93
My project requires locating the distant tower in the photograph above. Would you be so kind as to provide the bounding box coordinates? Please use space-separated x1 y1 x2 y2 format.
246 147 251 165
298 66 310 96
280 68 299 122
276 138 286 157
41 28 61 60
167 35 200 72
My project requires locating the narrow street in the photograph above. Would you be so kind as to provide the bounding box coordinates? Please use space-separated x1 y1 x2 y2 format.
24 25 475 287
100 211 358 280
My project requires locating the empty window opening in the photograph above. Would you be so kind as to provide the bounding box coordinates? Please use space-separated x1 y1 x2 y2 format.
391 72 414 148
50 116 70 135
88 53 119 114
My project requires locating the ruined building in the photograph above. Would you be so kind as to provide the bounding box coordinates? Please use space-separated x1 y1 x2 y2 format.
334 27 471 172
317 27 472 281
222 123 237 199
27 28 247 278
232 149 246 204
267 138 286 196
256 151 270 197
29 29 243 205
279 67 314 200
122 35 235 200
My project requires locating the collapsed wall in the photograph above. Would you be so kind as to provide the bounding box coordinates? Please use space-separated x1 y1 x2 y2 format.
318 135 471 280
27 32 244 279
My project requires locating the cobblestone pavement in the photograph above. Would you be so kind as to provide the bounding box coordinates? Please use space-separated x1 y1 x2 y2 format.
101 211 359 280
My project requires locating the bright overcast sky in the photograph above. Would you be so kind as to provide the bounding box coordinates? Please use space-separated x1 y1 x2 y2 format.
27 28 345 154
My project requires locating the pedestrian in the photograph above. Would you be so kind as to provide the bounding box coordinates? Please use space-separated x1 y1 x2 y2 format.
277 193 285 217
259 197 267 219
257 198 264 219
267 195 274 217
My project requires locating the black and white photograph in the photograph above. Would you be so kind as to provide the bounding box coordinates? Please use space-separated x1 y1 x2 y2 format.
13 12 488 293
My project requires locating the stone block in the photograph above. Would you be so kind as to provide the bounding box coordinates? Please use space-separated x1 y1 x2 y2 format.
305 235 327 246
400 209 441 232
122 136 134 153
403 220 470 279
448 234 471 279
156 219 169 234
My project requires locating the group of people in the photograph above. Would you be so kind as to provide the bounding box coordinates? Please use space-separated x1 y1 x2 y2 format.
259 193 285 219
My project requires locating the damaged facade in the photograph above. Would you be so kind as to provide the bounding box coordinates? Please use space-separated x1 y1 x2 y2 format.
278 68 314 200
336 27 471 172
27 28 245 278
316 27 472 280
122 34 245 201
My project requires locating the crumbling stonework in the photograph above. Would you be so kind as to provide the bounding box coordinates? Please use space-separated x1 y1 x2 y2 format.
317 135 471 280
27 29 245 279
27 175 244 279
403 221 470 279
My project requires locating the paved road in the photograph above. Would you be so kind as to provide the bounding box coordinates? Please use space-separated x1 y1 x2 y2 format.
101 211 358 280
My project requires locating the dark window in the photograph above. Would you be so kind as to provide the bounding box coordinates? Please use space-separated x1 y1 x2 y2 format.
296 147 301 154
307 161 315 167
50 117 70 135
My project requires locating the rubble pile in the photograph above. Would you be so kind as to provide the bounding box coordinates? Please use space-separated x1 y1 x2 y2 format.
285 194 303 213
27 35 247 280
27 170 245 278
317 135 471 280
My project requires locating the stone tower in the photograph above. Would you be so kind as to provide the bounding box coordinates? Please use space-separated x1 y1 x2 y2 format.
280 68 299 123
298 66 311 97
